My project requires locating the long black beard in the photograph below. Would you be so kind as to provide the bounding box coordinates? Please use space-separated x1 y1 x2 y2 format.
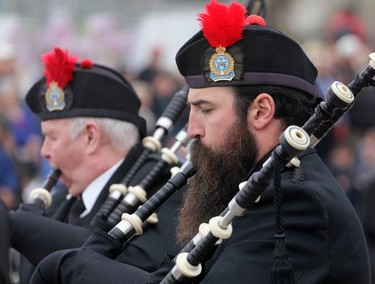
176 120 258 244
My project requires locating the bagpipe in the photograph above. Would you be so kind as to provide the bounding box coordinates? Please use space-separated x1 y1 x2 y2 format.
28 169 61 209
103 123 190 229
107 158 195 243
73 52 375 283
16 169 61 215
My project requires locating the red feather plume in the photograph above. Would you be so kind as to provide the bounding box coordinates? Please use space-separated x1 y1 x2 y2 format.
198 0 247 48
41 47 77 87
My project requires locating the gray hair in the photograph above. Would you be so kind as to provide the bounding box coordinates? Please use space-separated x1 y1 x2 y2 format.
69 117 139 153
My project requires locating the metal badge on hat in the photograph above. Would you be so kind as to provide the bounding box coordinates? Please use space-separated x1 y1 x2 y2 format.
209 46 235 82
41 47 77 112
45 81 66 111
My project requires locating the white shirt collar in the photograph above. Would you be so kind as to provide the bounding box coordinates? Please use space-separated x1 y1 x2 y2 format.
80 159 124 217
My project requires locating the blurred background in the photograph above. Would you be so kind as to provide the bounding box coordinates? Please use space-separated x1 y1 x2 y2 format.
1 0 375 282
0 0 374 85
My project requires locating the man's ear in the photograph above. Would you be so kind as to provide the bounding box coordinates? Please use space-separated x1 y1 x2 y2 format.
247 93 276 130
83 122 101 153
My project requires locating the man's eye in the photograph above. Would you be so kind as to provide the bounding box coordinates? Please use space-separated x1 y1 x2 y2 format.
45 135 57 142
202 109 212 114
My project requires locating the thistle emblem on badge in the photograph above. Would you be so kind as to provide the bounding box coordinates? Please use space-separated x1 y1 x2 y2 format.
209 46 235 82
45 81 66 111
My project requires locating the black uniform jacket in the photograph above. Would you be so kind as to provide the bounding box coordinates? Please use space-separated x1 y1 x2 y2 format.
9 142 184 281
357 176 375 284
30 148 371 284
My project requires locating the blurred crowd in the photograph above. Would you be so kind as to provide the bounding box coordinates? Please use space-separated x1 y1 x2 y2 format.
1 5 375 282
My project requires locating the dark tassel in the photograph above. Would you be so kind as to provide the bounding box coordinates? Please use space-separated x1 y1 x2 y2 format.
271 153 295 284
271 233 295 284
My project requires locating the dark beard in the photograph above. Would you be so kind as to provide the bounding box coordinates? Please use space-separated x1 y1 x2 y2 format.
176 119 258 244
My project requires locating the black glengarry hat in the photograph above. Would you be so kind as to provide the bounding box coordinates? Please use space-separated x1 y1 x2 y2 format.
26 47 147 137
175 0 323 99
